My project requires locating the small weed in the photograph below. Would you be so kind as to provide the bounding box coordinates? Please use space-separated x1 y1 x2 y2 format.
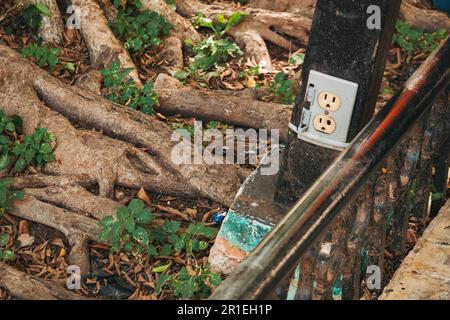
0 110 56 173
12 128 56 173
155 265 222 299
110 0 172 54
0 232 14 261
20 44 60 71
98 198 222 299
0 178 24 261
268 72 295 105
173 36 242 84
12 2 51 38
192 12 246 36
289 53 305 66
393 20 448 54
101 59 158 115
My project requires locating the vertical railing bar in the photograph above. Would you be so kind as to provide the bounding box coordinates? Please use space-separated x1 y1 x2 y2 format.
389 123 423 256
413 111 433 223
311 202 358 300
341 178 377 300
430 89 450 218
367 164 389 289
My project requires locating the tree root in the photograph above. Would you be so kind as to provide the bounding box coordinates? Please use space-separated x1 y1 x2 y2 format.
0 44 242 206
176 0 311 71
0 261 88 300
248 0 450 31
70 0 141 85
400 1 450 32
154 74 292 142
140 0 202 44
21 0 65 45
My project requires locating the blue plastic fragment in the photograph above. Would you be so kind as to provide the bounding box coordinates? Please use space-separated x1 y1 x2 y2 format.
212 212 227 224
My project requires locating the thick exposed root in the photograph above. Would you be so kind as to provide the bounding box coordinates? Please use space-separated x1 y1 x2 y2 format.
11 195 101 274
0 261 88 300
176 0 311 70
70 0 141 85
248 0 450 31
20 0 65 45
0 44 242 206
154 74 292 142
140 0 202 44
400 1 450 32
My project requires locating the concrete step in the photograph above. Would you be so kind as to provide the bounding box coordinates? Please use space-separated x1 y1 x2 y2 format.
380 199 450 300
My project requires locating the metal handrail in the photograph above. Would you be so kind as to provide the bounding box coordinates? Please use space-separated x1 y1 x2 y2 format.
211 37 450 300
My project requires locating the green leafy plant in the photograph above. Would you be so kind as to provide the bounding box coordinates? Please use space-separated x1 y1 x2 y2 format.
20 44 60 71
0 179 24 260
393 20 448 54
0 232 14 261
289 53 305 66
190 36 243 72
12 128 56 173
98 198 222 298
13 2 51 37
173 36 242 84
101 59 158 115
0 178 24 217
268 72 295 105
99 199 155 254
155 265 222 299
192 12 246 36
99 199 218 257
110 1 173 54
0 111 55 172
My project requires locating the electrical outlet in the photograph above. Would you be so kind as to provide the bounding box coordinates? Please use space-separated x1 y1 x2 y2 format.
297 70 359 150
313 115 336 134
318 92 340 111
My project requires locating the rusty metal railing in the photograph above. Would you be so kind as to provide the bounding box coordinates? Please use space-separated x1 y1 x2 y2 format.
211 37 450 300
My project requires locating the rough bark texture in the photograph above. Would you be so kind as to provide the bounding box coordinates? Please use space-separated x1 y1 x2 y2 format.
0 261 88 300
0 44 242 206
70 0 141 85
21 0 65 44
140 0 202 44
176 0 311 70
249 0 450 31
154 74 292 142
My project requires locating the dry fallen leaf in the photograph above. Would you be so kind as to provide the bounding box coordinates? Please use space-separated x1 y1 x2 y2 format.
137 187 151 206
17 233 35 248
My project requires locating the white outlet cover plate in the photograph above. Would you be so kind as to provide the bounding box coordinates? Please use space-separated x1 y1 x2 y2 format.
298 70 359 150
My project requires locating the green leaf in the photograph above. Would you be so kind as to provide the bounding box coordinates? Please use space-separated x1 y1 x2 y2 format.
123 241 134 252
117 207 129 221
124 216 136 233
152 263 171 273
133 226 149 246
154 273 171 295
162 220 181 234
0 233 9 246
199 240 208 251
62 62 76 73
135 209 153 224
99 216 114 228
147 244 158 256
208 272 222 287
0 249 14 260
172 277 198 299
0 153 10 170
35 2 52 17
128 199 145 214
159 243 172 256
